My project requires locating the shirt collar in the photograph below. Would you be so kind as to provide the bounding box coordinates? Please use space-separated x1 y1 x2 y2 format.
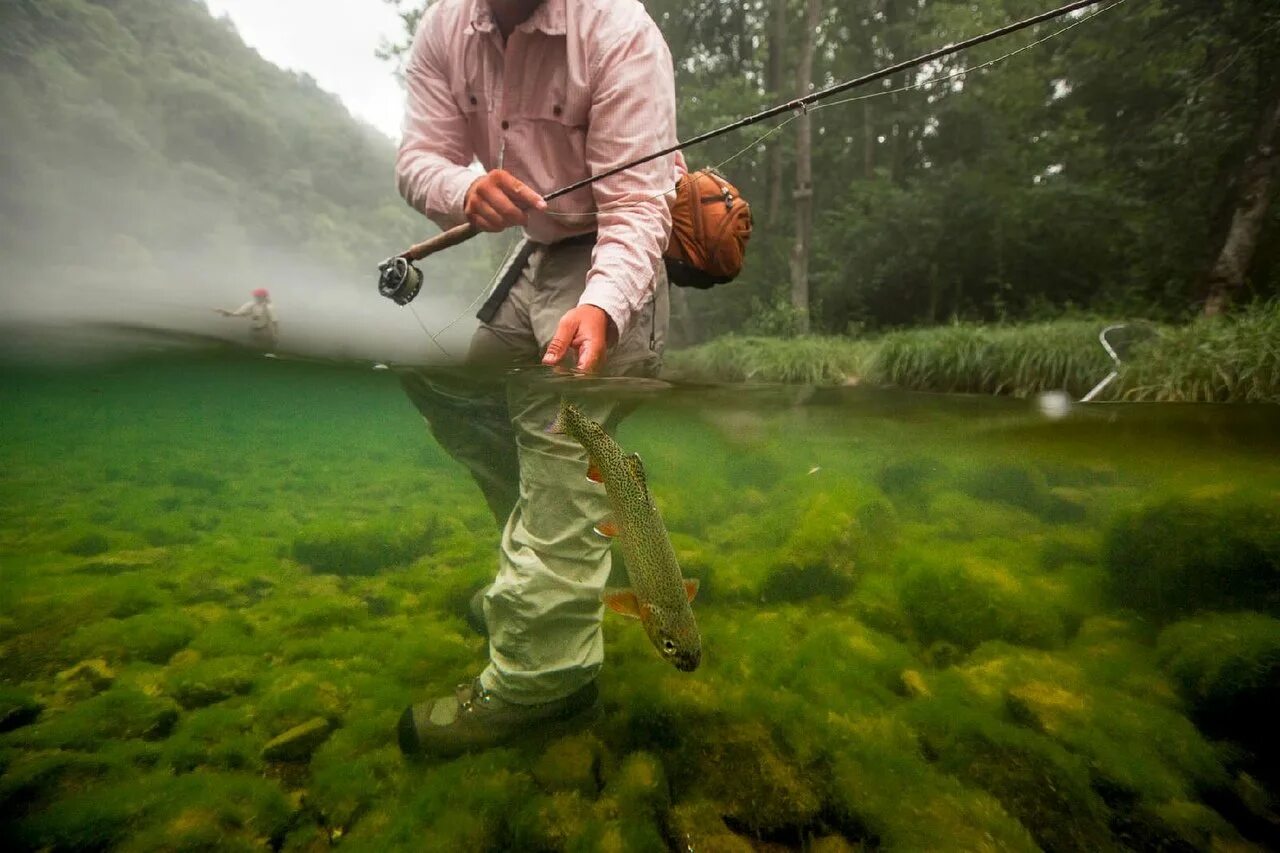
469 0 565 36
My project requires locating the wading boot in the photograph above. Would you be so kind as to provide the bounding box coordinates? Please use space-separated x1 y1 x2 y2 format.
398 678 598 759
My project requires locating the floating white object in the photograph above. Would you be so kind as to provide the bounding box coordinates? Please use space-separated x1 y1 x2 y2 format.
1036 390 1073 420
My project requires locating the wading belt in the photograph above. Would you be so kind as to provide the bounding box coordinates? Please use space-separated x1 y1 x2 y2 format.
476 231 598 324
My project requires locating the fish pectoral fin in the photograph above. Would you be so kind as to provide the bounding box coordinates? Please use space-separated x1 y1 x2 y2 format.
683 578 700 603
586 461 603 484
593 517 619 538
604 588 642 619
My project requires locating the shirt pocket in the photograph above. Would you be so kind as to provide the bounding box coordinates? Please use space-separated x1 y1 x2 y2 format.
516 40 589 129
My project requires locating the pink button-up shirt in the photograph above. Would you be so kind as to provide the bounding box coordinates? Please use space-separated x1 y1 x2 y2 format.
397 0 681 336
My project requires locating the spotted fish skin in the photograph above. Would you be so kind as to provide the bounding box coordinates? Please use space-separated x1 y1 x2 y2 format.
554 400 701 672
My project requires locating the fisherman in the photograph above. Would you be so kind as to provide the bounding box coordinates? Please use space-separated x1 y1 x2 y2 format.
216 288 278 352
394 0 680 758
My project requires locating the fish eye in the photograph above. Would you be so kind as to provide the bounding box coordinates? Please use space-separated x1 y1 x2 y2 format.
662 639 676 654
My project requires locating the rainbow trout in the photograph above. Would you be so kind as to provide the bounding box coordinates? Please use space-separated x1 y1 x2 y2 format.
552 400 702 672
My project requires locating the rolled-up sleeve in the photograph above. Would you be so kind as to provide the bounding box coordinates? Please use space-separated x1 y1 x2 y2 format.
578 18 678 337
396 10 478 229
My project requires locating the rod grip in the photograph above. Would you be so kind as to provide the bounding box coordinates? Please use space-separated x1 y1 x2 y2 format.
401 222 479 262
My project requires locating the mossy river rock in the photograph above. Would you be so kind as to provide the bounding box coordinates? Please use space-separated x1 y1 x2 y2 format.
3 358 1280 849
261 717 335 762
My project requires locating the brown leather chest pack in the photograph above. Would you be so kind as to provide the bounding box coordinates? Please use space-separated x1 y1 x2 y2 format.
663 167 752 289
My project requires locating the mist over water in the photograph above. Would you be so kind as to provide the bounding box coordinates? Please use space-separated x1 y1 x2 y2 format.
0 243 484 368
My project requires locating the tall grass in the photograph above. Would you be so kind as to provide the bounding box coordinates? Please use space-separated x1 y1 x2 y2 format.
666 302 1280 403
869 321 1113 398
666 335 874 385
1119 303 1280 403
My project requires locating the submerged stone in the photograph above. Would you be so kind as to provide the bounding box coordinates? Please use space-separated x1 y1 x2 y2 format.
166 655 258 709
898 669 931 698
959 463 1056 519
680 722 821 836
899 553 1066 650
603 751 669 819
0 687 43 732
1005 681 1088 736
52 658 117 705
63 531 110 557
54 658 116 691
1103 492 1280 621
262 717 335 762
7 687 179 750
669 799 754 853
1157 611 1280 764
532 734 604 796
65 610 196 665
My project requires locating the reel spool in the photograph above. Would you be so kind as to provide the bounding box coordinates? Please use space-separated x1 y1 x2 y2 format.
377 256 423 306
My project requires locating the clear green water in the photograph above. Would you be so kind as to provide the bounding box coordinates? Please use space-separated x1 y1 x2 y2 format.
1 355 1278 851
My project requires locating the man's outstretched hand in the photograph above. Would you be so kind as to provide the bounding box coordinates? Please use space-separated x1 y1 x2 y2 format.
543 305 617 374
464 169 546 232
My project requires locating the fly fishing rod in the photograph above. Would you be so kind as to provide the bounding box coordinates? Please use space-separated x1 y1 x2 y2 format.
378 0 1112 305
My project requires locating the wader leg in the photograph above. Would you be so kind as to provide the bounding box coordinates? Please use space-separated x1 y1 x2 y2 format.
480 245 669 704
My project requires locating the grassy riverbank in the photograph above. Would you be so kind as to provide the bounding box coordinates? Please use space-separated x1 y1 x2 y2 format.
665 302 1280 403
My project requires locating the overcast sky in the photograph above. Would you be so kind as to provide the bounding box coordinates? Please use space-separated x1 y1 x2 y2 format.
203 0 408 139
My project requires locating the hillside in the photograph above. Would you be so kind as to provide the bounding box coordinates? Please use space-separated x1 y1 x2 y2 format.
0 0 426 273
0 0 502 362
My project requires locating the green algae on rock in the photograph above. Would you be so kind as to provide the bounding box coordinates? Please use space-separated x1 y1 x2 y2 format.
1158 611 1280 774
0 687 43 733
898 550 1067 651
291 517 440 576
165 654 259 709
1104 492 1280 621
532 734 605 796
65 610 197 665
6 687 179 751
261 717 336 762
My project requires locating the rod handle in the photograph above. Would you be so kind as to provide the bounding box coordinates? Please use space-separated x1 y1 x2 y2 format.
401 222 479 262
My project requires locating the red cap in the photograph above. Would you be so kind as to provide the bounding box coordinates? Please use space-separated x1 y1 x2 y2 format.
252 288 269 298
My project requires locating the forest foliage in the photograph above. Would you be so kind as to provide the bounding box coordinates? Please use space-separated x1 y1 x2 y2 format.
653 0 1280 335
0 0 437 292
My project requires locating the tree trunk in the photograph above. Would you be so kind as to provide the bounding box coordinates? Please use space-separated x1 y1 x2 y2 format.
766 0 788 225
1204 82 1280 316
789 0 821 335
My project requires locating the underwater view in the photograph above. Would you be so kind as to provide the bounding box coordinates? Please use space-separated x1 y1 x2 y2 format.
1 353 1278 851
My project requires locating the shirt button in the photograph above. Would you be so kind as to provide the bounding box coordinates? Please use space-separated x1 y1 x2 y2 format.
552 105 562 117
469 95 478 106
500 120 509 130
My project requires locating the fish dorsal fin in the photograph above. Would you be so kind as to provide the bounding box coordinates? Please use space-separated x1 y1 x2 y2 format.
604 588 642 619
624 453 648 492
